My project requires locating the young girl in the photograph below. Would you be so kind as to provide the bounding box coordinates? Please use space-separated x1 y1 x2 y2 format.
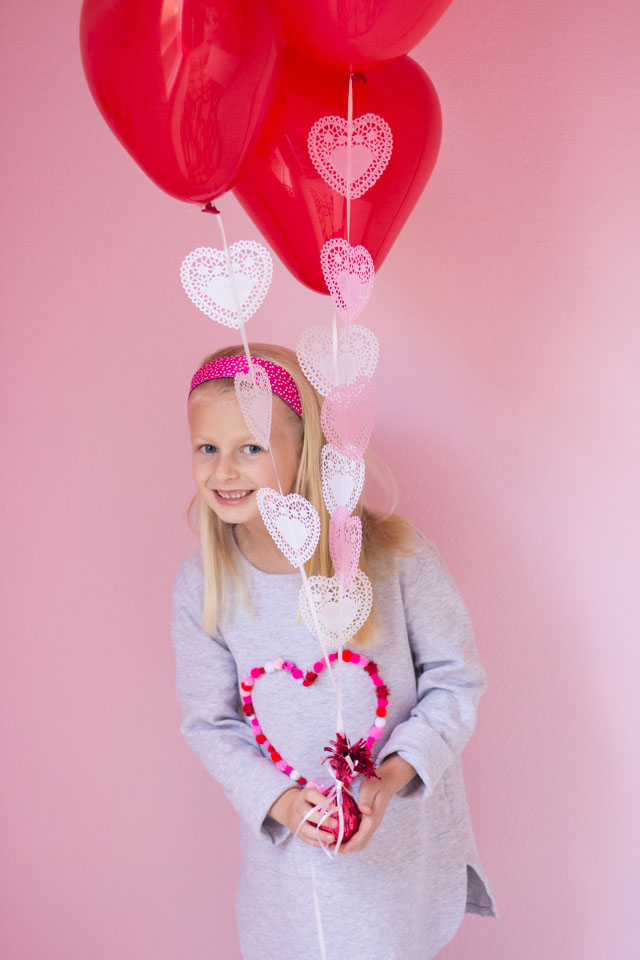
170 342 498 960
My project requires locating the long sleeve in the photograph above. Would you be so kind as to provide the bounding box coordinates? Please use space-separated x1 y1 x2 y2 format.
376 542 488 800
170 553 295 845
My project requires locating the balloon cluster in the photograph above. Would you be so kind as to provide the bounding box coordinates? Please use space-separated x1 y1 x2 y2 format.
80 0 447 290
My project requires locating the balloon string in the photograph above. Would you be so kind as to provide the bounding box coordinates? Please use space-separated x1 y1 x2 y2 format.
209 205 282 490
332 308 339 386
346 72 353 245
298 565 336 690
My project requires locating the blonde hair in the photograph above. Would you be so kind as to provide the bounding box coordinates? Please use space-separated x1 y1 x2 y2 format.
186 342 424 646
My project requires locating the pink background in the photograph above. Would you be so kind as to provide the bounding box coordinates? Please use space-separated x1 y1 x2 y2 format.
2 0 638 957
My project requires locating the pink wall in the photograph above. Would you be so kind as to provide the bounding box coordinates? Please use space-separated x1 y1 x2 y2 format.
2 0 638 957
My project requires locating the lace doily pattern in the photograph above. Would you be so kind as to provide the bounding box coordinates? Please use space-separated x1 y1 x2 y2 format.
296 323 379 398
321 375 375 462
320 238 375 323
321 444 365 516
180 241 273 328
298 569 373 643
256 488 321 568
234 363 272 449
307 113 393 200
329 506 362 592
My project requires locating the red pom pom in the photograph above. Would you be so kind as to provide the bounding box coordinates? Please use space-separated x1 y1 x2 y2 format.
376 706 387 717
270 751 281 763
342 649 352 662
377 685 389 699
256 734 266 744
242 704 254 716
302 671 318 686
364 661 378 675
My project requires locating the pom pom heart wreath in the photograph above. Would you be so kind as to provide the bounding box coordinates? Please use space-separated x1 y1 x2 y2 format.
79 0 283 203
233 47 441 292
240 655 387 843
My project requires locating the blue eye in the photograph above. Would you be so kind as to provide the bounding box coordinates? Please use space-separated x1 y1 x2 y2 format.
200 444 216 454
243 444 263 454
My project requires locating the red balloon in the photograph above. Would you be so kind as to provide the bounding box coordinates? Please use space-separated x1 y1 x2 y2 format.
233 48 441 293
79 0 282 203
279 0 454 72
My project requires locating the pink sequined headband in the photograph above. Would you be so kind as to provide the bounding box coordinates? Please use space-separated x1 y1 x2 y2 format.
189 355 304 419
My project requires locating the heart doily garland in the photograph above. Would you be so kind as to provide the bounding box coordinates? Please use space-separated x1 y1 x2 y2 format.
329 506 362 591
320 238 375 323
299 569 373 643
234 363 272 449
240 649 390 788
321 444 366 515
321 375 375 461
308 113 393 200
296 323 379 398
180 241 273 328
256 488 321 568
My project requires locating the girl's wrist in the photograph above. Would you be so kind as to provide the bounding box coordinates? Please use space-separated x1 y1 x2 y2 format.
378 753 417 796
268 787 298 828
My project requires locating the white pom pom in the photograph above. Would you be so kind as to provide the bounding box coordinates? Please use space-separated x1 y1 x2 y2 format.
264 661 275 673
374 717 386 728
289 769 300 780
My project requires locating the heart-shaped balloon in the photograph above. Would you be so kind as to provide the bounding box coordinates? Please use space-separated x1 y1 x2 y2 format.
233 47 441 293
321 376 375 461
308 114 392 199
299 569 373 642
329 506 362 591
257 488 321 567
320 239 375 323
296 324 379 398
321 445 365 515
234 363 272 449
80 0 282 203
180 242 273 327
279 0 454 73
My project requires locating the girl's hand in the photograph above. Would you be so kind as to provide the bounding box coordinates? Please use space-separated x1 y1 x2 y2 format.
268 787 339 849
339 753 418 855
338 777 393 854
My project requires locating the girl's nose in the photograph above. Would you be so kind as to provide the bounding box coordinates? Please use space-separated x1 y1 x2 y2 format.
215 453 240 482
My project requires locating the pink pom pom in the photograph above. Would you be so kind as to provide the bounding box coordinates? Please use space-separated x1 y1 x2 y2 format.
313 661 325 673
291 667 303 679
273 658 284 670
359 657 369 667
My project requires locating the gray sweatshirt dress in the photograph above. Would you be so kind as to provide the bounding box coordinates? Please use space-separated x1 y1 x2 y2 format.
170 528 498 960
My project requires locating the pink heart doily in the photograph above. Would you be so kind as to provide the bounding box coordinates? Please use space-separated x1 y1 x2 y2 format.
240 649 390 787
180 241 273 328
321 375 375 461
320 238 375 323
329 506 362 591
307 113 393 200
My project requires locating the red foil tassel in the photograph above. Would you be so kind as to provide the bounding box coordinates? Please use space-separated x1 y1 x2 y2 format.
320 733 381 844
322 787 361 843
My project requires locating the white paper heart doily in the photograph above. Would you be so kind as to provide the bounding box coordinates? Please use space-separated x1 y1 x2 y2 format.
298 569 373 643
234 363 272 449
307 113 393 200
320 238 375 323
256 488 321 568
296 323 379 398
180 241 273 328
321 444 365 515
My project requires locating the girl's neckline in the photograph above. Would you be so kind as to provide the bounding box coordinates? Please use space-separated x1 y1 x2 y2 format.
229 526 301 578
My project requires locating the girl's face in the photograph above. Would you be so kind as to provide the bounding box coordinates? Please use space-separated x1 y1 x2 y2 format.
188 382 303 534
